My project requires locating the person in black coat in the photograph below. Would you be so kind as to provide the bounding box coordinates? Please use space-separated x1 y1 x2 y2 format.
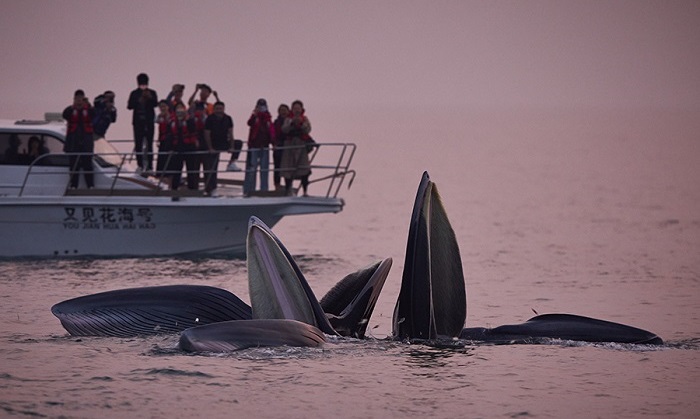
127 73 158 174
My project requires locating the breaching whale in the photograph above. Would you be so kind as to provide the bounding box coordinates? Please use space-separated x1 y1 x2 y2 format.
51 172 663 350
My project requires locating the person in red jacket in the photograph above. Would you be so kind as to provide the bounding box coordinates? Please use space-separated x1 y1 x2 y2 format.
62 89 95 189
169 102 200 191
243 98 274 196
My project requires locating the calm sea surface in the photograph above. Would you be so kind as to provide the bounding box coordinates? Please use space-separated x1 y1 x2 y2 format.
1 108 699 418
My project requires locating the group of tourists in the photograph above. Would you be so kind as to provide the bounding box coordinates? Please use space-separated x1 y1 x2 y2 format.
63 72 315 196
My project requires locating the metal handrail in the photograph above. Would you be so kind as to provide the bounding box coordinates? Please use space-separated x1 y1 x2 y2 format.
14 141 356 199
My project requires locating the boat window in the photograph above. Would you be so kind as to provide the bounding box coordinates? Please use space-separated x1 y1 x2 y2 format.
38 135 70 166
1 132 25 165
0 131 133 170
0 132 69 166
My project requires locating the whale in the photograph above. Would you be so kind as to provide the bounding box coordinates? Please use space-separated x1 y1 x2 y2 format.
176 217 390 351
50 217 391 349
393 171 663 345
51 172 663 350
175 216 390 351
51 285 252 337
393 171 466 340
459 313 663 345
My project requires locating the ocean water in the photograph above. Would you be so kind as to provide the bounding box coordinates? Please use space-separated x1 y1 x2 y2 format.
1 108 699 418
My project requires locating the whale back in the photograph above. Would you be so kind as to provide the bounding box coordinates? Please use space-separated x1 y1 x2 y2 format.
514 314 663 344
51 285 252 337
460 313 664 344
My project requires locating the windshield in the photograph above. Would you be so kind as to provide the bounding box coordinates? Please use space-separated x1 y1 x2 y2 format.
93 137 137 171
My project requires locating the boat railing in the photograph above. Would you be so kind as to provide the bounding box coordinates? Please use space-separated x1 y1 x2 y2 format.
16 141 356 198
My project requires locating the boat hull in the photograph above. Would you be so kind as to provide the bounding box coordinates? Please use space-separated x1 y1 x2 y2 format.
0 195 343 258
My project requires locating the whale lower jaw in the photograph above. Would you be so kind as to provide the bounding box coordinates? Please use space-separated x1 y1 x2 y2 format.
179 319 326 352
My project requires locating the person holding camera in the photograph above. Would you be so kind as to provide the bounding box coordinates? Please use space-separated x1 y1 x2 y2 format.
62 89 95 189
166 84 186 111
92 90 117 140
243 98 274 197
188 83 219 187
187 83 219 115
127 73 158 175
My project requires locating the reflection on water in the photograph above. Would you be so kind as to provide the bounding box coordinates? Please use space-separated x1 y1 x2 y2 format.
1 109 699 417
404 344 475 371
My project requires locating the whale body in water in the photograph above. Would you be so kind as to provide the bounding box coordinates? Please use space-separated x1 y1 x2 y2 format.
51 172 663 350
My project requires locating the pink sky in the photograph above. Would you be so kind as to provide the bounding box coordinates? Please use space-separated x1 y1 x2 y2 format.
1 0 699 141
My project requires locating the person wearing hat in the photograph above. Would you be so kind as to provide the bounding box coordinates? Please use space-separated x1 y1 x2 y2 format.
243 98 274 196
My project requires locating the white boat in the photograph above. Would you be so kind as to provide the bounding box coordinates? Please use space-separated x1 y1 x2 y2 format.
0 119 355 258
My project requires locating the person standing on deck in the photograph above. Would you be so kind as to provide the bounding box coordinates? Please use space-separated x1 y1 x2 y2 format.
62 89 95 189
203 101 234 196
280 100 312 196
169 102 199 191
188 84 218 188
127 73 158 175
155 100 174 186
92 90 117 140
243 98 274 197
272 103 290 192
